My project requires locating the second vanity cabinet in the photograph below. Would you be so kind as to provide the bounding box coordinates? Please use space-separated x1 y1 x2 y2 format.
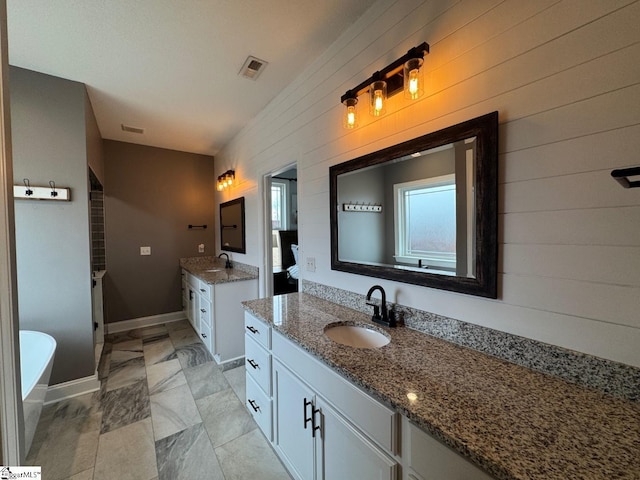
183 269 257 365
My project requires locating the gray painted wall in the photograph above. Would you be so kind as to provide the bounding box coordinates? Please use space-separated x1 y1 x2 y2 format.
10 67 95 385
337 166 386 263
103 140 214 324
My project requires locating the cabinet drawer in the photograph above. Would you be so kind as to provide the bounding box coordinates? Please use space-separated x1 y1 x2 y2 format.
199 297 212 328
199 318 213 354
245 335 271 395
408 421 493 480
246 374 272 441
198 279 212 302
244 312 271 349
272 330 397 454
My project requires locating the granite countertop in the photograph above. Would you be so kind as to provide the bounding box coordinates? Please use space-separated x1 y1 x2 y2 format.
180 256 258 285
242 292 640 480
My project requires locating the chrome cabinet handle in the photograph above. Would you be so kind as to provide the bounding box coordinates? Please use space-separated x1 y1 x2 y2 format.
246 326 259 334
247 359 259 369
248 399 260 413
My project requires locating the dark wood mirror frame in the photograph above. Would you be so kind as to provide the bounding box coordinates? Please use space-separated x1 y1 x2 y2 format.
330 111 498 298
220 197 246 254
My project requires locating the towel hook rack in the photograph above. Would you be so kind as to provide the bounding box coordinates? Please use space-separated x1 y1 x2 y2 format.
611 166 640 188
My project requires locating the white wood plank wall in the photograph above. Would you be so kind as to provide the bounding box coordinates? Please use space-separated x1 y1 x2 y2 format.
215 0 640 367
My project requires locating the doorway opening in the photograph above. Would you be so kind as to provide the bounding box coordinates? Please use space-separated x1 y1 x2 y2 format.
265 165 298 296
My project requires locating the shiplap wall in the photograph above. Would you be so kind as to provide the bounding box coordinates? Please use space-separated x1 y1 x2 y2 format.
215 0 640 368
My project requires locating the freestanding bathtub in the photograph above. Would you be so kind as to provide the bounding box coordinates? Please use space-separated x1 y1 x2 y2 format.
20 330 56 455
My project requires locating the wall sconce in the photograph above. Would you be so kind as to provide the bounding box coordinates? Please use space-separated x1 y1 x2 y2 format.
217 170 235 191
341 42 429 128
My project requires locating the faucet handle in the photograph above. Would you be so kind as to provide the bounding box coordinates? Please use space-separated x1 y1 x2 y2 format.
366 302 382 322
388 309 397 328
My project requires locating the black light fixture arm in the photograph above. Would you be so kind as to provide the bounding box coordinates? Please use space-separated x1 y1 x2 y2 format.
340 42 430 103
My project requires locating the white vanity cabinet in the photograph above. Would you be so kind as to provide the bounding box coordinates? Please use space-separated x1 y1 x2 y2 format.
184 270 257 366
243 310 495 480
271 330 399 480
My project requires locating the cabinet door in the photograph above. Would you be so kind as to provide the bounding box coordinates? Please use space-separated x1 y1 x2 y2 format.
188 287 198 330
273 359 316 480
316 397 398 480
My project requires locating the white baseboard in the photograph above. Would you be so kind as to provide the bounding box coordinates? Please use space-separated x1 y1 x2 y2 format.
105 311 186 334
44 374 101 405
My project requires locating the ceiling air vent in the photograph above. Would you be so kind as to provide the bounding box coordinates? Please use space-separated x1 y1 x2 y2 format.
239 56 268 80
121 124 144 134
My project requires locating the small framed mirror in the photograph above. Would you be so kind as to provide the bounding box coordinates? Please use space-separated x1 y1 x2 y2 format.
330 112 498 298
220 197 246 254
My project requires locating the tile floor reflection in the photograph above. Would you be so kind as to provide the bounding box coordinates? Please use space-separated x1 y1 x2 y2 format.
26 320 291 480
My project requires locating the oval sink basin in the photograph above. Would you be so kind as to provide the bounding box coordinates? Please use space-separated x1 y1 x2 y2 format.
324 323 390 349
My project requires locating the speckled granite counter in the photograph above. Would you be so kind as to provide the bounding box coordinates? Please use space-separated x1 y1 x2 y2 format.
180 256 258 284
242 292 640 480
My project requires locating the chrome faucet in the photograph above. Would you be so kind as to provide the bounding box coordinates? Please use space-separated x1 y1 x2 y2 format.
365 285 396 328
218 252 232 269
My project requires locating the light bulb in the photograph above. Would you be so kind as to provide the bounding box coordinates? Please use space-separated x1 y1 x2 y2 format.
369 80 387 117
343 96 358 129
404 57 424 100
373 91 384 114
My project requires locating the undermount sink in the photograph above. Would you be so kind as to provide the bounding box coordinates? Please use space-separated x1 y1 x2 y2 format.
324 323 390 349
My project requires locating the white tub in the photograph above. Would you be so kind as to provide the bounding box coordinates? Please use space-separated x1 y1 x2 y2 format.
20 330 56 454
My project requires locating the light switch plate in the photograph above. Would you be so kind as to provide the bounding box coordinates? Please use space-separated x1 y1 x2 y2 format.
198 243 205 253
140 246 151 255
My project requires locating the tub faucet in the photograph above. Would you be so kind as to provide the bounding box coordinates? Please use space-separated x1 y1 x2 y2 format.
366 285 396 327
218 252 232 269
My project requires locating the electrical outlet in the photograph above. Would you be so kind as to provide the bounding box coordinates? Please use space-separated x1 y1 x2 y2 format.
198 243 205 253
306 257 316 272
140 246 151 256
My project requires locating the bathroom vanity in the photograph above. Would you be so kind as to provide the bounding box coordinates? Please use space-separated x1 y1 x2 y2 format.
180 256 258 366
242 293 640 480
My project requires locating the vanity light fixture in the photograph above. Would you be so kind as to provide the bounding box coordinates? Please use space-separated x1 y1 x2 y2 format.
340 42 429 128
217 170 235 191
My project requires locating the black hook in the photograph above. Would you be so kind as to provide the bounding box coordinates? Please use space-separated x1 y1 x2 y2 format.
23 178 33 196
49 180 58 197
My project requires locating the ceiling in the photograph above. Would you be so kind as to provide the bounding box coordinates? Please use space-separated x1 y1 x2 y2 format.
7 0 375 156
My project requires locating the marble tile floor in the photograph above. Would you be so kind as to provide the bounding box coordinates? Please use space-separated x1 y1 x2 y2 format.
26 320 291 480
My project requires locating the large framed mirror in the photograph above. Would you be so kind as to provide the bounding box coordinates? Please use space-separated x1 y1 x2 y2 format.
330 111 498 298
220 197 246 254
